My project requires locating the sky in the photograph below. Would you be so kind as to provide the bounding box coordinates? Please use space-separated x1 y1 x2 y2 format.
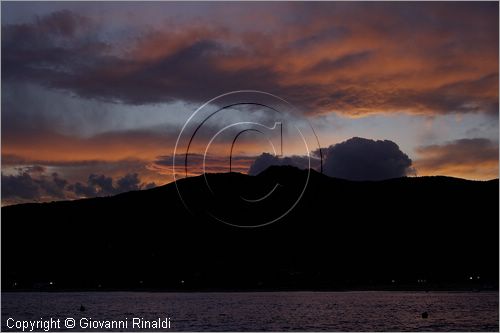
2 1 499 205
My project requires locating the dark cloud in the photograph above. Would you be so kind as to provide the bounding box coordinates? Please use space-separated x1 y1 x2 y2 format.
115 173 141 192
2 10 108 85
2 168 157 205
88 174 114 195
321 137 414 180
2 173 40 200
1 171 67 201
2 13 278 106
32 9 90 37
248 137 414 181
42 173 68 198
68 173 156 198
414 138 499 180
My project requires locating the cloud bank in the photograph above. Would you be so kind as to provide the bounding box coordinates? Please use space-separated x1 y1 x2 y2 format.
249 137 414 181
2 167 156 205
414 138 499 180
3 3 498 116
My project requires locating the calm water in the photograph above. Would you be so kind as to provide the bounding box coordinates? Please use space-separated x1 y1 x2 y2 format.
2 291 498 331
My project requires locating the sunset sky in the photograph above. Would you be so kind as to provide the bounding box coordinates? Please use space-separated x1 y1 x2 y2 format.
2 1 499 205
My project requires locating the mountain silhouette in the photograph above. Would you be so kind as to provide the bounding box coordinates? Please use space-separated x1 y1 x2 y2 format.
2 166 498 291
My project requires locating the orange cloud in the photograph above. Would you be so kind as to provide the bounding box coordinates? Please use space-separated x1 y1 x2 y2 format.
3 3 498 116
414 138 499 180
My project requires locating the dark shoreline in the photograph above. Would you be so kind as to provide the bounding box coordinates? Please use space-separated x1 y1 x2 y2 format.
3 286 498 293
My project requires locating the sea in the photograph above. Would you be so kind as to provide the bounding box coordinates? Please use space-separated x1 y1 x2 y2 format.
2 291 498 331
